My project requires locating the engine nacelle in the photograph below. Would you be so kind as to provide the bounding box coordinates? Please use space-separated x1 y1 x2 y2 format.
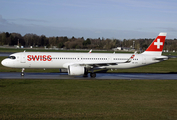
68 65 86 75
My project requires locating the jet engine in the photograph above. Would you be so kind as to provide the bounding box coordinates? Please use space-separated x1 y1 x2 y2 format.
68 65 86 75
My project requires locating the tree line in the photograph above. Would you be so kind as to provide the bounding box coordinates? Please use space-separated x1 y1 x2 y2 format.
0 32 177 51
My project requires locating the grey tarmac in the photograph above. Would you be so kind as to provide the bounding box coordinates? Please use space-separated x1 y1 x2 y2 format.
0 72 177 80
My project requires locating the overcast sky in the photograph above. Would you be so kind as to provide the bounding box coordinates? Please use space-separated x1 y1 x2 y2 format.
0 0 177 39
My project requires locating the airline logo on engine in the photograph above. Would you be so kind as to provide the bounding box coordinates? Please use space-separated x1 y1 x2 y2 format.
27 55 52 61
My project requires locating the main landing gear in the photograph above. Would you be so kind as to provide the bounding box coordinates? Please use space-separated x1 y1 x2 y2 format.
83 72 96 78
90 72 96 78
83 69 88 77
21 68 25 76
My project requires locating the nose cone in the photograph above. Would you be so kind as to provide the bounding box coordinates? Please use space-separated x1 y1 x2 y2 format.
1 59 15 68
1 59 7 67
1 59 12 67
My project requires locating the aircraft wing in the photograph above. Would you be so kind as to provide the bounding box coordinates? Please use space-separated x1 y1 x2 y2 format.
63 53 136 69
78 54 135 67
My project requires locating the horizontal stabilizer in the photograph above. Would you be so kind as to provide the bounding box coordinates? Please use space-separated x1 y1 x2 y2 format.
154 56 168 61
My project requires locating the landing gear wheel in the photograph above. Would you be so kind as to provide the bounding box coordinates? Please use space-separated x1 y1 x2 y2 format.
21 68 25 76
21 72 24 76
90 72 96 78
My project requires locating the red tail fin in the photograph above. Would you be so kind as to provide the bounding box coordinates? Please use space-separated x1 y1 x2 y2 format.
143 33 167 55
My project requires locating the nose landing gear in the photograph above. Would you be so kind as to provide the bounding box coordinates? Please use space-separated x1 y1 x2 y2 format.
21 68 25 76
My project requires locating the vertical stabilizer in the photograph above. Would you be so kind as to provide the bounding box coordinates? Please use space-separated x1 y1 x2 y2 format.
142 32 167 55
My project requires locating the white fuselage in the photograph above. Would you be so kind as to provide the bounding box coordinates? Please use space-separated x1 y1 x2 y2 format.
1 52 162 69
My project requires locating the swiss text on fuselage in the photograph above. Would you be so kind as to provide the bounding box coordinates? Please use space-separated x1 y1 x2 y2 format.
27 55 52 61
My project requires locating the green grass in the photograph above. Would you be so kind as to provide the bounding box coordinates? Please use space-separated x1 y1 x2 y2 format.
1 49 177 119
0 79 177 120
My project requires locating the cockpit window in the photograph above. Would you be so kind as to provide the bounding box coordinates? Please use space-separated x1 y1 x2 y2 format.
8 56 16 59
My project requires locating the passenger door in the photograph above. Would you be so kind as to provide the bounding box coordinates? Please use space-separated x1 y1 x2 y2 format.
20 53 26 63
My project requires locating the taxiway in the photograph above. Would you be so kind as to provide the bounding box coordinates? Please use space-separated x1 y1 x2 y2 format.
0 72 177 80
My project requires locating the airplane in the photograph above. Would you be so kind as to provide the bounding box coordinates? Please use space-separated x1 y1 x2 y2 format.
1 32 168 78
